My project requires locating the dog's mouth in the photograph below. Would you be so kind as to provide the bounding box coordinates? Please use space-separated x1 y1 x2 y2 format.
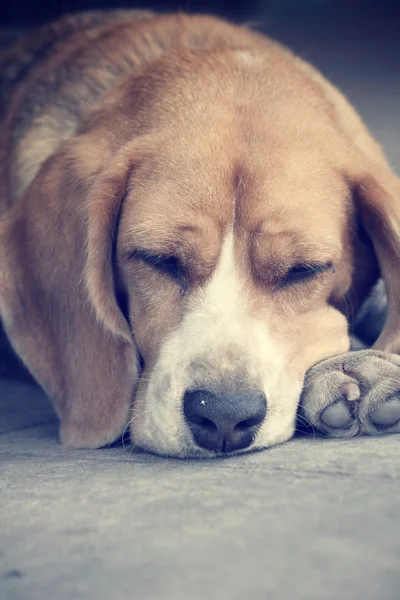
128 369 301 459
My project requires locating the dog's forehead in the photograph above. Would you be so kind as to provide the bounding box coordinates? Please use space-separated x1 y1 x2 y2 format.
122 130 347 251
121 49 348 234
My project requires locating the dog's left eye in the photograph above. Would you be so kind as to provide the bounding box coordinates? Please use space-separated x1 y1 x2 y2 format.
280 262 333 287
130 250 184 282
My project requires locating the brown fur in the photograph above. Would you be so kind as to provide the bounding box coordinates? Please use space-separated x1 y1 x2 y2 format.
0 11 399 449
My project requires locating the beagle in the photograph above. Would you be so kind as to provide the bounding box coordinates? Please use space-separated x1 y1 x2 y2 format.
1 10 400 457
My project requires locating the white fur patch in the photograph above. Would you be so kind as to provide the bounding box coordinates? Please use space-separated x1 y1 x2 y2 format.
130 231 302 457
234 49 260 67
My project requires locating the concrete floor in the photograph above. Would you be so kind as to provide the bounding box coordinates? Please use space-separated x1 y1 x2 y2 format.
1 10 400 600
1 380 400 600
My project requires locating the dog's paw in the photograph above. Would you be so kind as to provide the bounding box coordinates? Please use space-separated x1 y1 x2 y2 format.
300 350 400 437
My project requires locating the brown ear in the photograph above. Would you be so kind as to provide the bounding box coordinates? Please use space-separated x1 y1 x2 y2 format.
354 165 400 353
295 56 400 353
0 137 139 448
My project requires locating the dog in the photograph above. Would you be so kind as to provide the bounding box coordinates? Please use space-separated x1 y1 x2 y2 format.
1 10 400 457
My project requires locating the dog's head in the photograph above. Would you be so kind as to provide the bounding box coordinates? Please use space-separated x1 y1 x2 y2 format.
1 49 399 456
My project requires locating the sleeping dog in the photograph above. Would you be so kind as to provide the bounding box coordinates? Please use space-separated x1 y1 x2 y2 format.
1 10 399 456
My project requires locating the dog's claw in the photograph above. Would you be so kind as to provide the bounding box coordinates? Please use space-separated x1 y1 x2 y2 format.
369 397 400 428
342 381 360 401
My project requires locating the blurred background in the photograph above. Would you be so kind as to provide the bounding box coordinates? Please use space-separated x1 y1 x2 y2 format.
0 0 399 28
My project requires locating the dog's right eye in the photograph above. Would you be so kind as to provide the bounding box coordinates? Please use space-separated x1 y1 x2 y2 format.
129 250 184 282
278 261 334 288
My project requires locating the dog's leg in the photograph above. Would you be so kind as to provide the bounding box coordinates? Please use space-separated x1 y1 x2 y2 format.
300 350 400 437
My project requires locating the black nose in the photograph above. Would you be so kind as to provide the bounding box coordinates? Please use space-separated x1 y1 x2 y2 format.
183 389 267 453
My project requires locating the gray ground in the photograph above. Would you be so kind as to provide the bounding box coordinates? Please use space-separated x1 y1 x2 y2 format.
1 11 400 600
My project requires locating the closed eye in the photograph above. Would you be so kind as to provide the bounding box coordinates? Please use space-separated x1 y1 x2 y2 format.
128 249 184 282
279 261 334 287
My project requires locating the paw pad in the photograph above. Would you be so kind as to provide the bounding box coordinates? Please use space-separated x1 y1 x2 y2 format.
369 397 400 429
321 402 352 428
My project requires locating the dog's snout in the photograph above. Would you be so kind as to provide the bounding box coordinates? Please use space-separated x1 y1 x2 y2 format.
183 389 267 453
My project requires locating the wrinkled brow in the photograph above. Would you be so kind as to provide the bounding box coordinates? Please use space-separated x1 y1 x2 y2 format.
251 229 341 275
120 223 203 258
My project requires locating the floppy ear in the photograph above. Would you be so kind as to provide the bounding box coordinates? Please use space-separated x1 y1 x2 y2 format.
0 137 140 448
353 165 400 354
294 56 400 353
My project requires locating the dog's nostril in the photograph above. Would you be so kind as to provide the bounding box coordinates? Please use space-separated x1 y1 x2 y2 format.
235 421 248 432
236 414 264 430
198 417 217 432
235 419 255 431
